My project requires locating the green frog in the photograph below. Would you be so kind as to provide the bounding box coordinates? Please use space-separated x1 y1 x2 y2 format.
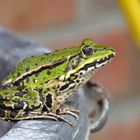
0 39 115 127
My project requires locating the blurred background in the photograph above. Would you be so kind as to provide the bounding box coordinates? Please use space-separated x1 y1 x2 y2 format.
0 0 140 139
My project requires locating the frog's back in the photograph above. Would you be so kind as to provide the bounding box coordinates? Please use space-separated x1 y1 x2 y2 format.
2 46 81 84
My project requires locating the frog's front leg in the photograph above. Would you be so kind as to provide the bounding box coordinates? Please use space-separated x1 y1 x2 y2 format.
42 80 80 127
56 95 80 120
26 111 76 127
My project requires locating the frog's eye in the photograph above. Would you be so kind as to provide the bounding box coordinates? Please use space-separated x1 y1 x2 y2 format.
82 46 94 57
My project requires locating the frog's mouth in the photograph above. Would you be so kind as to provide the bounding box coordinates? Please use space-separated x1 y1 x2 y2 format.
80 53 115 71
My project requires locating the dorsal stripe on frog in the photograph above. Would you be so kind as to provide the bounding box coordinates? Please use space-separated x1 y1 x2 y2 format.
13 58 67 85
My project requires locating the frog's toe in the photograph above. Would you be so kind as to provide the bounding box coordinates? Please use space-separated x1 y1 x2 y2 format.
66 110 79 120
45 112 76 127
58 107 80 120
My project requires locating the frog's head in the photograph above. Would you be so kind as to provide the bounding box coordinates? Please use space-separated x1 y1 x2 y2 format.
63 39 115 85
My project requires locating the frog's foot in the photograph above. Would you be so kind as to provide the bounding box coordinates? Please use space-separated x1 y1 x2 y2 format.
44 112 76 127
58 107 80 120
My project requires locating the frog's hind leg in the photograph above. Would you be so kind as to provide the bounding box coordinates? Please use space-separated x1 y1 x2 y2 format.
44 112 76 127
20 111 76 127
17 111 58 121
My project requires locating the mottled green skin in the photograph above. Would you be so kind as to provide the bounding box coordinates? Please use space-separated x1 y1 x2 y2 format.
0 39 115 120
2 48 81 88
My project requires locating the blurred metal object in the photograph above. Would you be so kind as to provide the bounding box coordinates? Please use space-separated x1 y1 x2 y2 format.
0 28 110 140
119 0 140 47
84 82 110 133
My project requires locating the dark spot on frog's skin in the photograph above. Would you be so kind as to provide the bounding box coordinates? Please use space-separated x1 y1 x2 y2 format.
0 108 6 117
47 71 51 75
35 73 39 77
56 109 60 114
17 99 26 107
44 52 51 55
59 80 74 91
80 72 83 75
26 67 30 72
34 87 38 91
46 94 52 108
41 57 45 61
26 77 30 83
69 85 76 90
13 98 19 103
34 88 44 103
23 111 30 117
15 92 23 97
31 103 41 110
17 85 24 92
76 79 80 83
13 101 24 110
33 78 36 83
59 97 62 101
17 72 21 77
35 63 38 66
0 102 12 110
39 92 44 103
34 87 42 93
42 105 49 112
59 84 69 91
10 111 18 118
46 88 50 91
31 105 36 110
